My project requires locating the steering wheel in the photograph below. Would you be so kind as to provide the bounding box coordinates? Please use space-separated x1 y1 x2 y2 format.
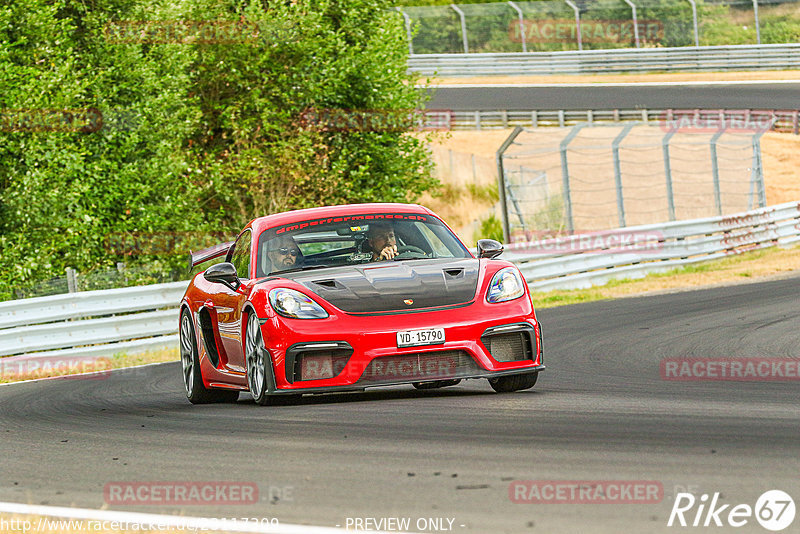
397 245 426 255
394 245 428 260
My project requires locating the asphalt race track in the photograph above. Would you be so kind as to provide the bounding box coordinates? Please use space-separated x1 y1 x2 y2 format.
425 82 800 111
1 276 799 533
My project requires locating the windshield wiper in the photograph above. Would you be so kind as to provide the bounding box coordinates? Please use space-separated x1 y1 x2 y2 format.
271 264 337 275
392 254 433 261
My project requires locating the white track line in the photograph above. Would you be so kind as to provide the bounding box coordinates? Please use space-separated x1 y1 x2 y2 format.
423 79 800 89
0 502 413 534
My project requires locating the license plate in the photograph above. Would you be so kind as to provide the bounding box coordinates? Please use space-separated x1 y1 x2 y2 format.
396 328 445 348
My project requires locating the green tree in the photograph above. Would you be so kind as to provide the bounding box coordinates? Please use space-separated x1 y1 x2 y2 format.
186 0 436 222
0 0 437 300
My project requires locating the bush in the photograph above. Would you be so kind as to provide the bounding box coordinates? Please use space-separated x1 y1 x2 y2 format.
0 0 437 300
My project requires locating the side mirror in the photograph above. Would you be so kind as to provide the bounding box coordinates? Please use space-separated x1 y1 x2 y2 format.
477 239 503 259
203 262 240 289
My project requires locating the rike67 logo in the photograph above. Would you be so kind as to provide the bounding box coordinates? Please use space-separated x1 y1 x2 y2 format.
668 490 795 531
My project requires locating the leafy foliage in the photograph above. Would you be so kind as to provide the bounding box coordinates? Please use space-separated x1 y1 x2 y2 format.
0 0 436 300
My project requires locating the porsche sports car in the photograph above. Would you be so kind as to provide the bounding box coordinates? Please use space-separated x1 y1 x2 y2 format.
179 203 544 405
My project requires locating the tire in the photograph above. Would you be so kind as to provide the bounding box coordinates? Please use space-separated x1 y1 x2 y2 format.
488 372 538 393
180 308 239 404
244 312 301 406
412 379 461 390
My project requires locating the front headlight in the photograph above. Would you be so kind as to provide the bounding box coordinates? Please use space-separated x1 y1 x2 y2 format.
486 267 525 303
268 288 329 319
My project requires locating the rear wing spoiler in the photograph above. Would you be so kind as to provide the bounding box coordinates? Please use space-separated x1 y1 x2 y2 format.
188 241 234 271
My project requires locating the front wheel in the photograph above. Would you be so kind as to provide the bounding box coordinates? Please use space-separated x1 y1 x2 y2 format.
245 313 300 406
180 309 239 404
488 372 538 393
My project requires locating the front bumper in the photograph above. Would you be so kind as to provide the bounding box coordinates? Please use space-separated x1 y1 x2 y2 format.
260 299 543 391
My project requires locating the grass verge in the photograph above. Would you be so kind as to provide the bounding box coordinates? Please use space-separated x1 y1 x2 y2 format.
530 244 800 309
0 348 178 384
431 70 800 86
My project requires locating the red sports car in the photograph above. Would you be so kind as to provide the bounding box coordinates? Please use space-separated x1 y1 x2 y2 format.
179 203 544 405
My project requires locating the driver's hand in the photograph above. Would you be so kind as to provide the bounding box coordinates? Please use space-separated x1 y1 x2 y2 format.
379 245 398 260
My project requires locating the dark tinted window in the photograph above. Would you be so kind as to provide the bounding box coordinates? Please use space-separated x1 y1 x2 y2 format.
256 213 470 275
229 230 252 279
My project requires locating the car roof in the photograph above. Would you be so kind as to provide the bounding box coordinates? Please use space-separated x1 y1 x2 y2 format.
246 203 436 235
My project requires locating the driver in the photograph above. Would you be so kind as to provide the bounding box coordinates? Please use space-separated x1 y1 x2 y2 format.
367 222 397 261
265 236 303 272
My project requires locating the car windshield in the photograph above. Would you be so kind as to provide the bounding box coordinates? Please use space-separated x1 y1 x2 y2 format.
255 212 471 277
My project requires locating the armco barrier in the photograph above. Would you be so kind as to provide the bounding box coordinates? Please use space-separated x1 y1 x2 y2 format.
506 201 800 291
0 281 188 359
2 203 799 359
444 109 800 135
408 44 800 76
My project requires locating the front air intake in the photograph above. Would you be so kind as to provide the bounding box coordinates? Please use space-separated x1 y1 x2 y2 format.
357 350 480 385
481 325 536 363
286 342 353 383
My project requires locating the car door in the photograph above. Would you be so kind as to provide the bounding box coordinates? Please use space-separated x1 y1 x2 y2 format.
215 229 252 374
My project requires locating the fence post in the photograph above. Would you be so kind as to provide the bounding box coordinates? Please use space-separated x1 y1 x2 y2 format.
451 4 469 53
395 7 414 55
687 0 699 47
496 126 525 243
709 128 725 216
560 123 586 234
662 129 677 221
565 0 582 51
612 123 635 227
751 129 767 208
508 1 527 53
66 268 78 294
505 172 528 233
753 0 761 45
624 0 640 48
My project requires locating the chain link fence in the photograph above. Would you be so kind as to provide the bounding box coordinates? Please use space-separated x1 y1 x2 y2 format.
498 122 767 241
398 0 800 53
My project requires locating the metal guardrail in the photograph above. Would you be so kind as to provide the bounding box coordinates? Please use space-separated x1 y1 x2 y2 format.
505 201 800 291
2 202 799 359
0 281 187 359
408 44 800 76
443 109 800 134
